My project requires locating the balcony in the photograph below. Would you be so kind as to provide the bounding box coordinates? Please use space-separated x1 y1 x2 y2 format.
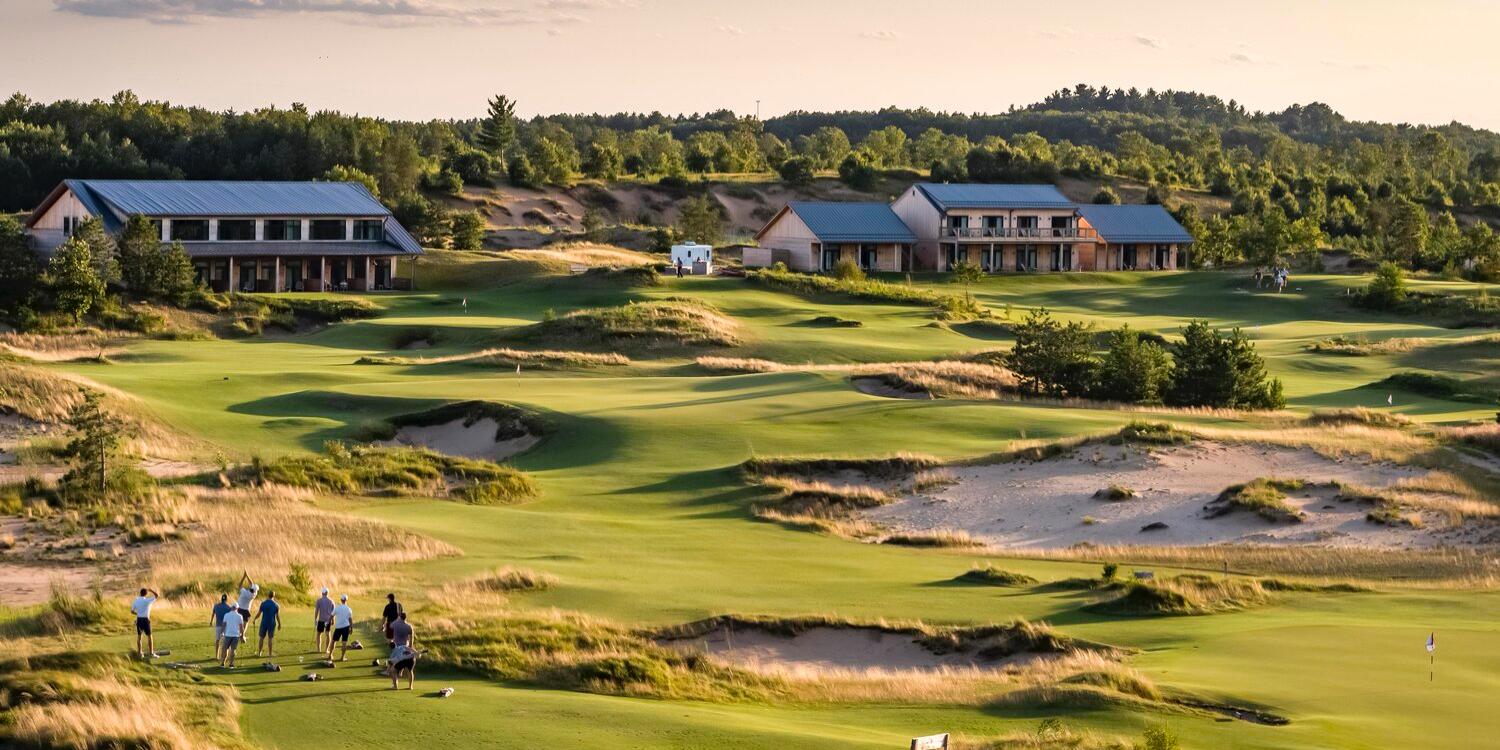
940 226 1097 241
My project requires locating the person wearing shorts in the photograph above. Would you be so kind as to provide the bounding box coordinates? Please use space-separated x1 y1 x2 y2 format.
234 571 258 623
210 594 232 660
328 594 354 661
313 587 334 652
252 591 282 658
387 643 419 690
131 587 160 659
220 606 245 668
381 593 402 648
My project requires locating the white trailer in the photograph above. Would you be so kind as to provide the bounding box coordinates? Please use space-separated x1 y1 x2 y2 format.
669 242 713 275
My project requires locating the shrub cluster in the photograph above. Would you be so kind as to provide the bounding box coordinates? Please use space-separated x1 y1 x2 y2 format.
1006 309 1284 409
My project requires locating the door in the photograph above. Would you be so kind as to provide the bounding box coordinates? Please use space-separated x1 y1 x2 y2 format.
1123 245 1138 270
859 244 878 272
1050 215 1072 238
1016 216 1039 238
285 261 302 291
1019 245 1037 271
942 244 959 271
1155 245 1171 269
1052 244 1072 271
820 244 840 272
375 259 392 289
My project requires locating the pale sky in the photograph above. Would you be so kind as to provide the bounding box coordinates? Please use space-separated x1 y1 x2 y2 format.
2 0 1497 130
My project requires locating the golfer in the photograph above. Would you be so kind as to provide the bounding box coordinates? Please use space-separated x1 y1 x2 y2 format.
233 571 259 622
252 591 282 658
389 610 414 649
381 593 402 648
313 587 335 652
220 604 245 668
131 587 160 659
210 593 233 659
386 642 419 691
328 594 354 661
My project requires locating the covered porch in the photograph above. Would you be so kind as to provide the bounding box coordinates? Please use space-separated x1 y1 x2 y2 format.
813 242 914 273
1092 243 1178 271
191 254 416 293
939 242 1081 273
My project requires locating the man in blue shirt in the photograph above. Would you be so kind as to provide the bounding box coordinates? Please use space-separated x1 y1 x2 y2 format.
211 593 233 661
251 591 283 658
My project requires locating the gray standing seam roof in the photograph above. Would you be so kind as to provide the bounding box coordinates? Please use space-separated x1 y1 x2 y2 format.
782 202 917 243
1076 205 1195 244
914 183 1074 210
75 180 391 218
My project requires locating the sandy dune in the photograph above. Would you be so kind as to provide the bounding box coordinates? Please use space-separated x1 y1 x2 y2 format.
375 417 538 461
866 442 1486 549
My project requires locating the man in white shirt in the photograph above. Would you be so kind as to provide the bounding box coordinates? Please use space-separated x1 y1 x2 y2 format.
327 594 354 662
130 587 159 659
219 605 246 668
234 571 259 622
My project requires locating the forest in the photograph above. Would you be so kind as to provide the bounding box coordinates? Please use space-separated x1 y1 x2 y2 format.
4 85 1500 277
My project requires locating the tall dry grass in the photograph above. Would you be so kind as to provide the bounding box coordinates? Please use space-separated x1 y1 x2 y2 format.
359 346 630 368
509 244 657 267
1021 544 1500 587
0 363 197 458
698 356 1017 398
146 486 460 602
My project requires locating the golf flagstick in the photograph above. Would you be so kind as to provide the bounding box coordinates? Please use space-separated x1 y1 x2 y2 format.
1426 631 1435 682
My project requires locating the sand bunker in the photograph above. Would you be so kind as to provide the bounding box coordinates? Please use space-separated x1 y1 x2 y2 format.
865 441 1487 549
663 625 1038 673
375 417 539 462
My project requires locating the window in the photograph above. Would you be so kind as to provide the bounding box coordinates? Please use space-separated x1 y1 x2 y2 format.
1015 216 1038 237
217 219 255 241
946 215 969 229
310 220 347 241
150 219 163 239
62 216 74 236
170 220 209 242
264 220 301 241
352 219 385 241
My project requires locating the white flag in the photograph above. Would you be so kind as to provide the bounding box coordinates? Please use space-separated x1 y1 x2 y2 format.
1387 394 1393 405
515 363 521 374
1426 632 1436 653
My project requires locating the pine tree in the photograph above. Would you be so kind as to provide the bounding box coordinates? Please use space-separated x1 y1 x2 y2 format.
73 216 120 287
118 213 162 295
0 216 40 316
675 195 724 245
477 94 518 158
158 241 198 303
1095 326 1173 404
62 390 122 497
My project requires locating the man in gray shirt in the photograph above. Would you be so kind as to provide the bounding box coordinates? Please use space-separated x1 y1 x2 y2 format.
312 587 335 653
389 611 414 649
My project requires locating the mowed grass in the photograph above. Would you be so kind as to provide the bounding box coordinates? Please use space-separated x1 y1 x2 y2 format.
29 266 1500 750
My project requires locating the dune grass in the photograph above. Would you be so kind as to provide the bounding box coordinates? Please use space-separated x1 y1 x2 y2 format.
245 443 538 505
955 566 1040 587
1207 478 1308 523
506 299 739 349
357 346 630 368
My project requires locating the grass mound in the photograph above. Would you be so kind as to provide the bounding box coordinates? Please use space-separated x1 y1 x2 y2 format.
1084 575 1273 616
803 315 863 327
696 357 1016 399
755 476 893 512
882 529 985 548
1307 334 1423 355
0 652 249 750
1444 422 1500 457
1 584 116 638
246 443 539 505
1305 407 1413 429
1093 484 1137 501
506 299 739 349
421 610 780 703
1113 421 1192 445
741 453 941 481
955 566 1039 587
1368 372 1497 403
208 294 378 337
660 615 1109 660
1207 478 1307 523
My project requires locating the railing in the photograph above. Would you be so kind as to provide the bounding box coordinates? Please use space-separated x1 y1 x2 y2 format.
940 226 1097 240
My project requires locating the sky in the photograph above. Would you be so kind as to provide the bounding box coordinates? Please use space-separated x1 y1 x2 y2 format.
2 0 1498 130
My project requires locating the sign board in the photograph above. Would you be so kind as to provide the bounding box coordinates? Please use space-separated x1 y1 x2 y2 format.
910 733 949 750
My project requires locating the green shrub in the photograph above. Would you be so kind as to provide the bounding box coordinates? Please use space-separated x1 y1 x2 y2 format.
955 566 1038 587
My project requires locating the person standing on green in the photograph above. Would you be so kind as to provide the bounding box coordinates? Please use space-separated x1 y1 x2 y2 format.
211 593 233 660
252 591 282 658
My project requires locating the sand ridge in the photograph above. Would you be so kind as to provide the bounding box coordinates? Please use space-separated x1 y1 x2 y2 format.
374 417 539 462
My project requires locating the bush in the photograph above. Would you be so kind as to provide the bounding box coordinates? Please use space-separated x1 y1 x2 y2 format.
1091 187 1120 204
955 566 1038 587
1355 261 1409 311
830 257 865 281
1093 326 1172 404
777 156 816 186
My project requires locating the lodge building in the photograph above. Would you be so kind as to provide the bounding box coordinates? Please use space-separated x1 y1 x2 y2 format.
24 180 423 292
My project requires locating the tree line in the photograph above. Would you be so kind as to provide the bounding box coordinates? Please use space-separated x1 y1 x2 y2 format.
6 86 1500 274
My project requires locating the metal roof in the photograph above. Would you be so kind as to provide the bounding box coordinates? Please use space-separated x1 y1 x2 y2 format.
1076 205 1195 244
914 183 1074 210
68 180 392 219
176 241 409 258
776 201 917 243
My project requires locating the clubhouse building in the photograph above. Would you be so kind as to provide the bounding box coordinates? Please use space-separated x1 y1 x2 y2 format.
750 183 1193 273
24 180 423 292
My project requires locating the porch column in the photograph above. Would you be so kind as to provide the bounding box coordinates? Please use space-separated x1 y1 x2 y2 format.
228 255 236 292
274 257 282 292
321 256 326 292
364 257 372 290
